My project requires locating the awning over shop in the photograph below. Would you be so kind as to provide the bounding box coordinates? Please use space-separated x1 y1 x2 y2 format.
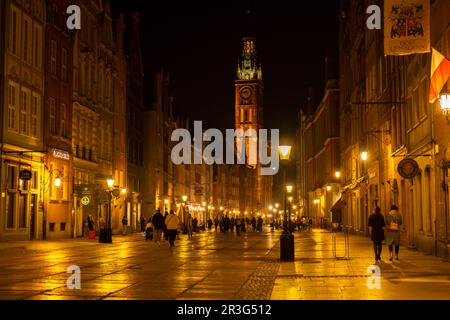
330 198 345 213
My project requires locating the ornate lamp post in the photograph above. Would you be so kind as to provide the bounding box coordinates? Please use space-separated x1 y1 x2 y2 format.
99 177 116 243
278 145 294 261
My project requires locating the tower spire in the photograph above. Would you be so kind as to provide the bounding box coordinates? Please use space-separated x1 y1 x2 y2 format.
237 37 262 81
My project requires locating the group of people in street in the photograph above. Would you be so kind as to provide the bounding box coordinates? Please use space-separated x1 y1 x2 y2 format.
369 205 403 263
143 208 180 248
213 215 264 234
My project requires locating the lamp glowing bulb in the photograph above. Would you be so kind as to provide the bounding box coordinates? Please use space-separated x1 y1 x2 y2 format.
54 178 61 187
361 151 368 161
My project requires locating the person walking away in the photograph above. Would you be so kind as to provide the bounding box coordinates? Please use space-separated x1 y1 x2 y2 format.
140 215 146 233
257 216 263 232
241 218 246 233
224 215 230 233
87 214 95 239
163 211 169 240
308 218 313 231
165 210 180 248
236 218 241 236
251 217 257 232
186 213 193 240
368 207 386 263
214 217 219 231
192 217 198 233
152 208 165 245
386 205 402 261
121 214 128 235
230 217 235 232
208 218 213 230
145 218 153 241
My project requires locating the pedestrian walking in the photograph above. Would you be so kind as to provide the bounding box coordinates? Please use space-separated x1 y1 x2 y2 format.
368 207 386 263
87 214 95 239
251 217 256 232
163 211 169 240
140 215 146 233
214 217 219 231
121 214 128 235
241 218 246 233
208 218 213 230
224 215 230 233
186 213 193 239
257 216 263 232
192 217 198 233
386 205 402 261
165 210 180 248
152 208 165 245
236 218 241 236
145 218 153 241
230 217 235 232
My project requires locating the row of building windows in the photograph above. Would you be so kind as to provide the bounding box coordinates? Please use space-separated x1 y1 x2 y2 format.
50 40 68 82
10 5 42 69
128 138 143 166
8 81 40 138
49 97 68 138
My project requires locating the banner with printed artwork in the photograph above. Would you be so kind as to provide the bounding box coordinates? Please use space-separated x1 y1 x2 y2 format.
384 0 430 56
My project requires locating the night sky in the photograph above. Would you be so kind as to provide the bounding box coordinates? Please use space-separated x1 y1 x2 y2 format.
111 0 339 146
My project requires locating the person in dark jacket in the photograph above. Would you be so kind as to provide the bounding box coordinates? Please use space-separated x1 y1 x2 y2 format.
152 208 165 245
140 215 146 233
208 218 213 230
214 217 219 231
368 207 386 263
224 215 230 233
251 217 257 232
121 215 128 235
257 216 263 232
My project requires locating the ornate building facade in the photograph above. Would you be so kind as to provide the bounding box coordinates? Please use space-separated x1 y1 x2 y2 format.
0 0 46 240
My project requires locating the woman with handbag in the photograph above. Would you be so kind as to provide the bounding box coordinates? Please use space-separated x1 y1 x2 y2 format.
386 205 403 261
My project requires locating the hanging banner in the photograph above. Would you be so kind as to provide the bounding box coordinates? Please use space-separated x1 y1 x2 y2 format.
384 0 430 56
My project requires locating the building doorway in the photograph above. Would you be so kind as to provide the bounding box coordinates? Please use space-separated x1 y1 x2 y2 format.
409 185 415 246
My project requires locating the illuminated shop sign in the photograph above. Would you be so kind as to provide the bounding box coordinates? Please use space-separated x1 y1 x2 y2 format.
53 149 70 160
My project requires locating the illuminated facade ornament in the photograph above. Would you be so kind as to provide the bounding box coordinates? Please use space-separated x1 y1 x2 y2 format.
237 37 262 81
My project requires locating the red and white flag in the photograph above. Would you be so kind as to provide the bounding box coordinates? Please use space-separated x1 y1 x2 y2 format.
429 48 450 103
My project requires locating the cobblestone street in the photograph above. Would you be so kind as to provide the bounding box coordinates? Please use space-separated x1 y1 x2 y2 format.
0 228 449 300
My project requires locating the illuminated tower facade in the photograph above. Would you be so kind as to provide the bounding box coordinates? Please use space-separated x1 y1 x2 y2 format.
235 37 266 215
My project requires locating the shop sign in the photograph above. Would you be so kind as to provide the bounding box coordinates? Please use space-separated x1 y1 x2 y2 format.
19 169 32 181
81 196 90 206
397 158 420 179
53 149 70 161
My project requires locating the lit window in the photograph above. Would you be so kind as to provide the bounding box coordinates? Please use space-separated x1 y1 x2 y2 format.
8 82 19 131
31 94 39 138
49 98 56 134
61 48 67 81
20 88 30 135
50 40 57 75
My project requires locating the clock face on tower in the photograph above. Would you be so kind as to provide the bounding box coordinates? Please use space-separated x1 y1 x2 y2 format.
239 87 252 100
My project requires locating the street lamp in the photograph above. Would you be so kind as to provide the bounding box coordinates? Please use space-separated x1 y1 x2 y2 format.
361 151 368 161
326 185 332 191
54 177 61 187
440 91 450 116
121 188 127 195
335 171 341 179
278 145 294 262
107 177 114 189
100 177 115 243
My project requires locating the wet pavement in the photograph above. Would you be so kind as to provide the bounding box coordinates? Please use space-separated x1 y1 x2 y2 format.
0 228 449 300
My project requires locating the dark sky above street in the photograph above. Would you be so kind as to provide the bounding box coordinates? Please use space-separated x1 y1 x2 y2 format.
111 0 339 146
